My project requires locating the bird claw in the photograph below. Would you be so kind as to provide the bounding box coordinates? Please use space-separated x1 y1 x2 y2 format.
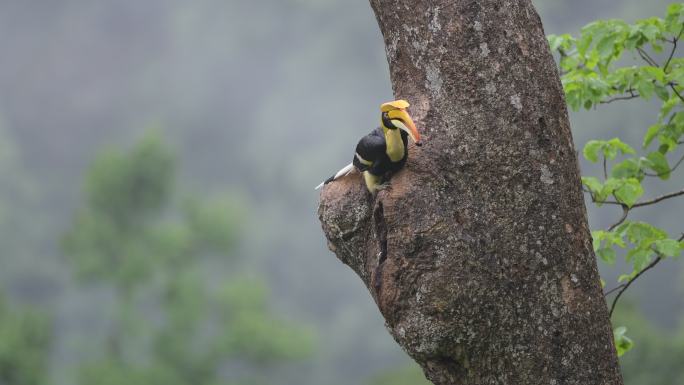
374 182 391 193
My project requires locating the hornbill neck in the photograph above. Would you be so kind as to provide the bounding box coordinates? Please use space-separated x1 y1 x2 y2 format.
380 112 409 162
384 127 406 162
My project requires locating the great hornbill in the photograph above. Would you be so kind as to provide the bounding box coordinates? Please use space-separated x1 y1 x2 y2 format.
315 100 422 193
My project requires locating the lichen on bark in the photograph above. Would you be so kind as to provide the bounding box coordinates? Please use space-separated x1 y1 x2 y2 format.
318 1 624 384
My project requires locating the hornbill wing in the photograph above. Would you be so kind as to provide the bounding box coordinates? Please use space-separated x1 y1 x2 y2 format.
353 131 386 172
314 129 386 190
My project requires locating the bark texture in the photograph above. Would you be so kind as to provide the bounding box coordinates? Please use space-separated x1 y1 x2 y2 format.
318 1 623 385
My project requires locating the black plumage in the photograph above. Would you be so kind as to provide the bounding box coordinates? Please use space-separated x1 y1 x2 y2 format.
353 127 408 178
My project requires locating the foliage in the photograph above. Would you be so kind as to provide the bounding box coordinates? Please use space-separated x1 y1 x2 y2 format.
548 3 684 357
0 123 44 279
613 303 684 385
63 134 313 385
0 293 51 385
63 133 176 287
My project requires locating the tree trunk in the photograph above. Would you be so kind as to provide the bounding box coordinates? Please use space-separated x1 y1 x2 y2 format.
318 1 623 385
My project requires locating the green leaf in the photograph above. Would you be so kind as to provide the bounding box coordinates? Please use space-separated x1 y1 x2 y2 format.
643 25 660 41
611 158 642 180
643 124 661 148
597 248 617 264
576 28 594 57
614 326 635 357
618 273 634 283
627 248 653 272
636 78 655 99
625 29 642 50
548 35 561 51
596 34 616 59
606 138 636 158
658 141 675 154
583 139 636 163
592 230 606 251
645 151 670 179
581 176 603 194
659 97 679 121
666 4 684 33
653 239 681 257
583 140 603 162
592 230 627 252
608 230 626 248
654 85 670 101
603 144 619 160
602 177 622 193
621 221 668 243
613 178 643 207
642 66 665 83
547 34 573 52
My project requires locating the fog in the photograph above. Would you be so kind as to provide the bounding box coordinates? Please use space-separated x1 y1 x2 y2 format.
0 1 680 384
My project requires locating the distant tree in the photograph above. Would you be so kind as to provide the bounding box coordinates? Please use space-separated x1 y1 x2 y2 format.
63 133 313 385
0 125 52 385
0 124 44 282
612 303 684 385
0 292 51 385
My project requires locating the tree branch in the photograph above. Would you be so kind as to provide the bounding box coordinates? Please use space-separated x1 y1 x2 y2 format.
607 233 684 317
664 27 683 72
608 256 662 317
603 155 608 179
586 187 683 235
589 188 684 208
603 283 625 296
608 205 629 232
637 47 659 67
632 188 684 208
595 23 684 322
670 83 684 103
600 90 639 104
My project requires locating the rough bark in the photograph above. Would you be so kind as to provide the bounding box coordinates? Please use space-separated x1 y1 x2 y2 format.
318 1 623 385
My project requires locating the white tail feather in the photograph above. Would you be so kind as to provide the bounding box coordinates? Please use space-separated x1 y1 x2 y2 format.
315 163 355 190
335 163 355 178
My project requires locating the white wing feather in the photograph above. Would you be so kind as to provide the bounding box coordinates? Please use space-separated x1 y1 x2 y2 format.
315 163 355 190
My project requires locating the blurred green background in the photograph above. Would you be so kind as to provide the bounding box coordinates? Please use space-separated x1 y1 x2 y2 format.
0 1 681 384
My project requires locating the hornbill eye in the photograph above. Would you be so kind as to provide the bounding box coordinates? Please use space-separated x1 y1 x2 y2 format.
382 112 397 129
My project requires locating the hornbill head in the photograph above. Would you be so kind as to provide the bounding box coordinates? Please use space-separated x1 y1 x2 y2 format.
380 100 422 146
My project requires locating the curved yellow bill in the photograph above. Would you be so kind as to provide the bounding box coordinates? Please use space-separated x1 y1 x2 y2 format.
388 108 422 145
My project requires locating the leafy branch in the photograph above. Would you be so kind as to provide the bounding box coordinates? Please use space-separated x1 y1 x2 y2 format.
605 233 684 317
549 4 684 357
600 89 640 104
664 26 683 71
590 187 684 207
